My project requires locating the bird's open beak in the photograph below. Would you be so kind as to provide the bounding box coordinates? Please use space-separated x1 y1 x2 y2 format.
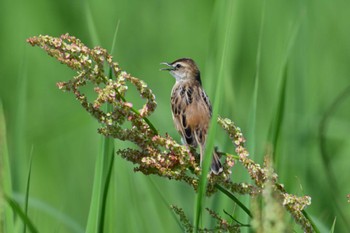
160 62 174 71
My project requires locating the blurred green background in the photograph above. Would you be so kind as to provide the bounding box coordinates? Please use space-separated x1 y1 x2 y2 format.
1 0 350 232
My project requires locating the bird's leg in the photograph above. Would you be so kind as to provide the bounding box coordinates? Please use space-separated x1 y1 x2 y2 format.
198 143 204 168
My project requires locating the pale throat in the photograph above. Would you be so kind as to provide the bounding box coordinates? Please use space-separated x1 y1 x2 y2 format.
170 70 193 82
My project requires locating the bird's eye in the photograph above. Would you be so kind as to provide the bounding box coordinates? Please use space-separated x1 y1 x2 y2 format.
175 64 182 69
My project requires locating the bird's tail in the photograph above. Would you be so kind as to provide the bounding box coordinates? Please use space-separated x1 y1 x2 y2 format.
211 149 223 174
198 143 223 175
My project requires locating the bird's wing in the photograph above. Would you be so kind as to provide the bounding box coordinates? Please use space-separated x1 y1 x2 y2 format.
171 82 212 147
171 84 196 146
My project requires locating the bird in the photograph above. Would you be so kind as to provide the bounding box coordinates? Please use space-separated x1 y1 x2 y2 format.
161 58 223 174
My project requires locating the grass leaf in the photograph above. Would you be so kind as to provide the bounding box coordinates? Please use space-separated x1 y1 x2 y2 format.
98 147 115 233
193 1 234 231
301 210 321 233
13 193 84 233
330 217 336 233
0 101 15 233
85 2 100 46
269 16 301 167
269 65 288 166
23 147 34 233
5 195 38 233
215 184 252 218
246 0 265 158
85 138 105 233
147 178 184 231
319 84 350 231
110 20 120 55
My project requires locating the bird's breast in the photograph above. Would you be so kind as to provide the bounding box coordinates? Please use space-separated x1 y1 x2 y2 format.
171 81 211 129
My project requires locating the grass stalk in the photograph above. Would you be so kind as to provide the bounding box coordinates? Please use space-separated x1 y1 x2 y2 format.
269 65 288 166
23 147 34 233
98 145 115 233
85 137 106 233
215 184 252 218
193 1 234 231
85 16 118 233
301 210 321 233
330 217 336 233
319 84 350 231
246 0 265 158
0 101 15 233
85 2 100 47
270 15 301 167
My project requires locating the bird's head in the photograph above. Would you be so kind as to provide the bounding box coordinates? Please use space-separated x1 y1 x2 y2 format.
161 58 201 84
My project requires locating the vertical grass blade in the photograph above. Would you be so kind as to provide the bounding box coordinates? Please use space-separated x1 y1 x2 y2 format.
236 3 266 233
13 54 28 191
269 65 288 167
85 2 100 46
193 1 234 231
0 101 14 233
85 138 105 233
98 148 115 233
85 129 115 233
330 217 336 233
318 84 350 231
246 0 265 159
23 147 34 233
269 17 301 167
102 21 121 232
110 20 120 55
83 7 103 232
85 16 119 233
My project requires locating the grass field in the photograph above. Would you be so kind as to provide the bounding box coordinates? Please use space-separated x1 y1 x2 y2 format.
1 0 350 232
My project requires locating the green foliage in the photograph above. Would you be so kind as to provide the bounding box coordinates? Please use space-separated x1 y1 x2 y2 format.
0 102 14 233
4 195 38 233
194 1 235 231
1 0 350 232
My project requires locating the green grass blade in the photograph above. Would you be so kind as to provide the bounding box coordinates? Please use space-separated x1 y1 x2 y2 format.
5 195 38 233
318 84 350 231
269 65 288 166
215 184 252 218
85 139 104 233
269 17 301 167
23 147 34 233
98 148 115 233
13 53 28 190
13 193 84 233
0 101 14 233
330 217 336 233
85 130 115 233
85 2 100 46
147 178 184 231
193 1 234 231
99 22 121 232
110 20 120 55
84 6 117 233
237 3 266 233
246 0 265 158
301 210 321 233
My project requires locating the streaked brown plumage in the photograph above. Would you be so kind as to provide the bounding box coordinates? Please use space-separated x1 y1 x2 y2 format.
161 58 223 174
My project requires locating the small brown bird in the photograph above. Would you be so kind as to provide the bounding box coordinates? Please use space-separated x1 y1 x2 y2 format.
161 58 223 174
